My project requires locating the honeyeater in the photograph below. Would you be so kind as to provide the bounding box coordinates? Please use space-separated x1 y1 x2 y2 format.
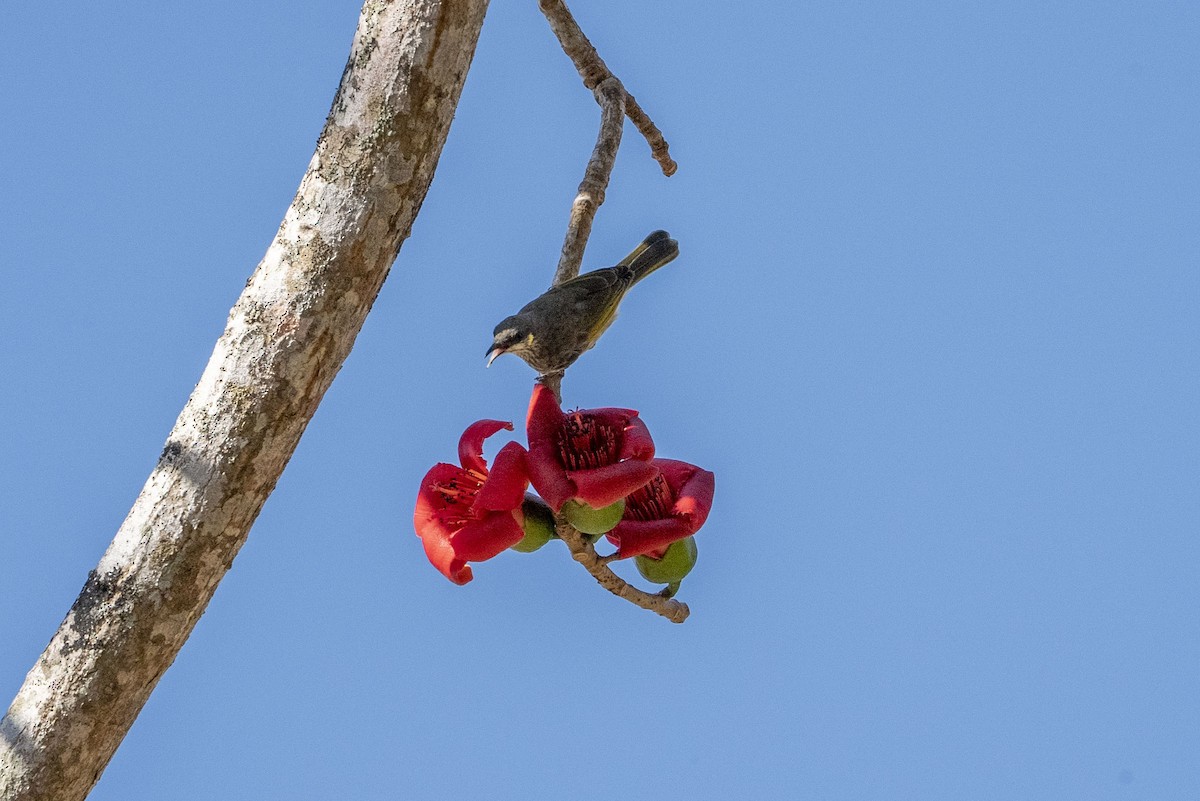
486 230 680 375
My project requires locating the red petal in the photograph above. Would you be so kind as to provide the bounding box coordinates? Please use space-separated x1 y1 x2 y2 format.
458 419 514 473
450 511 525 561
414 463 463 524
526 453 573 512
525 383 564 444
606 517 693 559
570 459 659 509
473 441 529 513
420 531 473 585
619 416 655 461
659 460 716 530
584 406 639 416
525 384 573 510
654 458 700 489
583 407 639 430
414 463 477 584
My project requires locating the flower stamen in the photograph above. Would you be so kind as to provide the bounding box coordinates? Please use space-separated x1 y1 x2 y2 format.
433 468 486 507
625 474 673 522
557 412 620 471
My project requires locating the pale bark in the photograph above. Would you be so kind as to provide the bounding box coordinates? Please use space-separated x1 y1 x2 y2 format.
538 0 676 177
0 2 488 799
551 77 625 288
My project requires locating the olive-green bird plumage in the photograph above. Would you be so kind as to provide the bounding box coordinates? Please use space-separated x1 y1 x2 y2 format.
487 230 680 375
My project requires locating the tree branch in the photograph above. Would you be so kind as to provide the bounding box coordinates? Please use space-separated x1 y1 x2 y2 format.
538 0 676 177
536 0 688 624
542 0 677 287
556 522 691 624
0 2 490 798
552 77 625 286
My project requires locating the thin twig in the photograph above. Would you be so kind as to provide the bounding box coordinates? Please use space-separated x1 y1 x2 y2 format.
556 521 690 624
538 372 563 404
552 77 624 285
538 0 676 176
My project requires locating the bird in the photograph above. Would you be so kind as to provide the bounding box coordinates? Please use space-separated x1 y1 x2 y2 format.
486 230 680 375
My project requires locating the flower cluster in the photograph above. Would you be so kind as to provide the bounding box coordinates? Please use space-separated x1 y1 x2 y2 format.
413 420 529 585
414 385 715 591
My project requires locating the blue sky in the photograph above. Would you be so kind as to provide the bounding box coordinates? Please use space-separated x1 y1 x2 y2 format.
2 1 1198 799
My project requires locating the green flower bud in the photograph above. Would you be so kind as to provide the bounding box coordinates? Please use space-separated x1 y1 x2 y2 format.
635 536 698 585
561 498 625 536
511 494 556 553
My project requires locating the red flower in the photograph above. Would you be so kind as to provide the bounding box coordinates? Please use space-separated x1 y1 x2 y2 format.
525 383 658 512
605 459 715 559
414 420 529 585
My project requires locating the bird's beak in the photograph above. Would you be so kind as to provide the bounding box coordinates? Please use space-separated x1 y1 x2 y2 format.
485 346 504 367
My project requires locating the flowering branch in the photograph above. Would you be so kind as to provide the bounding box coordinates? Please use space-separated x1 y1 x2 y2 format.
533 0 688 623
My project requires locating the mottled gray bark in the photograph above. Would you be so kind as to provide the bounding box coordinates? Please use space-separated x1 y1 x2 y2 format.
0 2 488 799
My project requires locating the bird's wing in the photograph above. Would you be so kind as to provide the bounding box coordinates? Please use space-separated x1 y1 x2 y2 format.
560 269 629 345
520 268 623 319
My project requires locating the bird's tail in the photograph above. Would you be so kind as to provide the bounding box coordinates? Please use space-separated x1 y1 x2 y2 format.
618 230 680 284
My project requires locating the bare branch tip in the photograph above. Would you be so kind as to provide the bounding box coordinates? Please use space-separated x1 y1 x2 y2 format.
668 602 691 624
